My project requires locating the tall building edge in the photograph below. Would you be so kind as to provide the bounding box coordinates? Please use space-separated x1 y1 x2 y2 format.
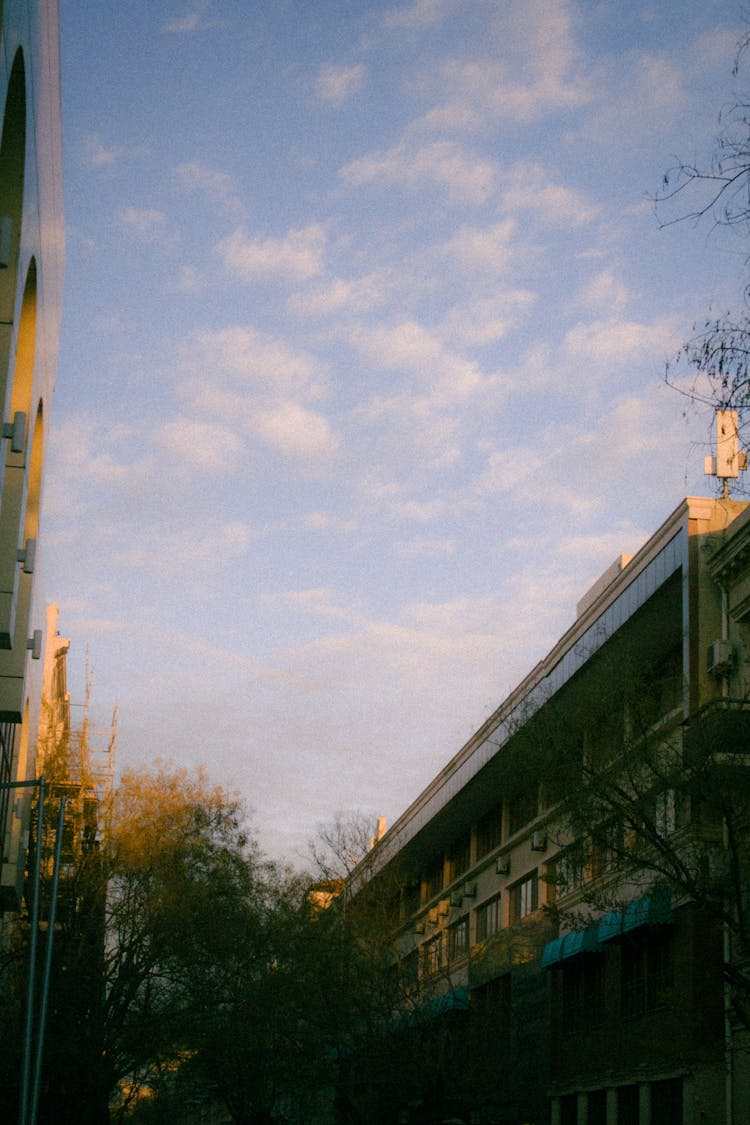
0 0 63 913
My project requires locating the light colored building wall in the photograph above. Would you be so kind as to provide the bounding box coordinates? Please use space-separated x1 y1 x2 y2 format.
0 0 63 911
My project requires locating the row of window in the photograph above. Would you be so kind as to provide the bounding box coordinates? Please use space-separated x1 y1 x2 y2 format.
418 872 539 974
559 928 674 1032
558 1076 682 1125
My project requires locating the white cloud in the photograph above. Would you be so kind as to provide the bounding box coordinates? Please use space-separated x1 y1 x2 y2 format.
261 588 356 621
287 272 391 318
383 0 458 29
441 219 517 273
187 326 319 393
117 207 171 242
83 133 120 168
254 400 338 459
341 140 496 205
440 290 536 347
163 0 219 32
563 316 677 367
350 320 485 403
397 537 456 558
174 161 244 217
116 520 252 573
500 162 598 226
316 63 365 105
575 269 629 316
218 224 326 282
157 418 243 473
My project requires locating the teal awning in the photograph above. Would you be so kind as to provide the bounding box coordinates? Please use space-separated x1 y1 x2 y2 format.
541 926 601 969
423 986 469 1016
597 889 672 943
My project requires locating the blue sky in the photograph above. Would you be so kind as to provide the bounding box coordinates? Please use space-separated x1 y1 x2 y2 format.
47 0 746 861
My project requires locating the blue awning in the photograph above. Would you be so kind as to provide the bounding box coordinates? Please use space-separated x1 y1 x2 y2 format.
423 986 469 1016
541 926 601 969
597 889 672 943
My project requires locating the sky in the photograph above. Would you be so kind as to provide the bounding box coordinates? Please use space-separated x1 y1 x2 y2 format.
46 0 748 863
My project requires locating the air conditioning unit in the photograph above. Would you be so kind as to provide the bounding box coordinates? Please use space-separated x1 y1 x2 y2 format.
414 920 425 935
531 830 547 852
427 908 438 925
438 898 450 917
707 639 734 678
450 889 463 907
496 855 510 875
463 881 477 899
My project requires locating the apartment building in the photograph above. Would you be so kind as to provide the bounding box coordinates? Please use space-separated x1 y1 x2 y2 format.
0 0 64 911
353 496 750 1125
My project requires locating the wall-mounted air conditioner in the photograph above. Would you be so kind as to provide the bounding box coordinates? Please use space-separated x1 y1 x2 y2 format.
496 855 510 875
707 639 734 678
531 830 547 852
450 889 463 907
463 881 477 899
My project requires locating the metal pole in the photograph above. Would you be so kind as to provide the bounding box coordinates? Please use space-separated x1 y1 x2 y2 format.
30 793 66 1125
19 776 44 1125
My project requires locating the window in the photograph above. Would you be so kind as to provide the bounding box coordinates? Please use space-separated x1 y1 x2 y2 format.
421 933 442 976
552 844 587 897
562 955 604 1032
560 1094 578 1125
590 819 623 877
651 1077 682 1124
475 893 502 942
509 871 538 922
403 879 421 919
476 805 502 858
471 973 511 1028
621 927 674 1019
447 831 471 883
448 916 469 961
587 1090 607 1125
424 858 443 901
617 1084 640 1125
399 949 419 990
508 787 538 836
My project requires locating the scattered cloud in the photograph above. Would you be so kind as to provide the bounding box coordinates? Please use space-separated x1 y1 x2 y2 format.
499 162 599 226
315 63 365 105
383 0 458 29
341 140 496 205
157 417 244 473
117 207 172 243
218 224 326 282
253 400 338 460
163 0 219 33
174 161 244 218
83 133 121 168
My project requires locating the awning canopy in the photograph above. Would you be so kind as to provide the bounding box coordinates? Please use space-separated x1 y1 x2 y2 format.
541 926 601 969
597 889 672 943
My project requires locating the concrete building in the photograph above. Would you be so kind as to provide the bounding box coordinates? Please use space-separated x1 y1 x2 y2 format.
0 0 63 911
355 496 750 1125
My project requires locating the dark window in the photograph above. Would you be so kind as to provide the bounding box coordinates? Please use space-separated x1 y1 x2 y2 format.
621 927 674 1019
587 1089 607 1125
399 949 419 990
651 1077 682 1125
475 893 502 942
448 916 469 960
508 787 538 836
509 870 538 922
562 955 604 1032
421 933 442 976
447 831 471 883
471 973 511 1022
476 805 502 857
617 1084 640 1125
403 879 421 918
424 858 443 901
560 1093 578 1125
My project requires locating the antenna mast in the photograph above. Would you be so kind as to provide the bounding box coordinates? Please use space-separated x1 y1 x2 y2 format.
704 409 748 498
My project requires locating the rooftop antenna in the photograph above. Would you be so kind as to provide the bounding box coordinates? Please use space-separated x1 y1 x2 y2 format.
704 409 747 498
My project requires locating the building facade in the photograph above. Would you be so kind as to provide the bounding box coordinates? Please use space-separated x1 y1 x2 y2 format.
0 0 64 911
354 497 750 1125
